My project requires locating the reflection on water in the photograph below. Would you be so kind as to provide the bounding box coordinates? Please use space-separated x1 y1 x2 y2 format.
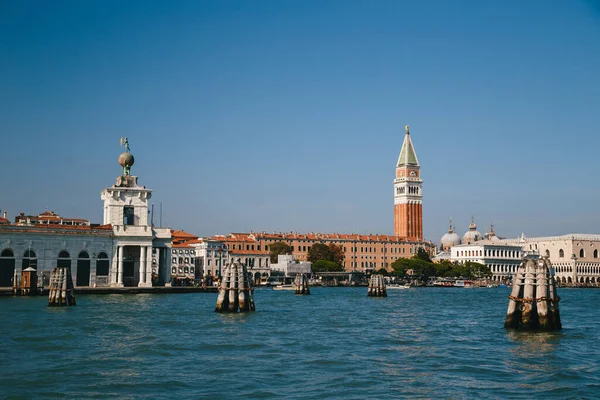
506 330 563 355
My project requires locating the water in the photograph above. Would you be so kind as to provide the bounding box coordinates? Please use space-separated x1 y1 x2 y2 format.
1 287 599 399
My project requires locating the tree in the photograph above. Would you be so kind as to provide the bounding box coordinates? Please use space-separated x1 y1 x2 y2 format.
464 262 492 279
328 243 345 265
308 243 332 263
375 267 388 275
269 242 292 264
434 260 454 277
391 255 437 280
414 247 431 262
312 260 344 272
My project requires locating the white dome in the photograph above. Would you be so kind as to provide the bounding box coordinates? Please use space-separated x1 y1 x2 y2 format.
440 218 461 250
441 232 461 248
462 218 482 244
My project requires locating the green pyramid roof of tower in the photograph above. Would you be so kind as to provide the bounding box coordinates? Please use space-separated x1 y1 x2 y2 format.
397 128 419 166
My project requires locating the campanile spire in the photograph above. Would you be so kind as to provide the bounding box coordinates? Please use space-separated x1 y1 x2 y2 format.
394 125 423 241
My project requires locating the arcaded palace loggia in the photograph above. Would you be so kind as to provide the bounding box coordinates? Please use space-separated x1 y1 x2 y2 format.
0 139 172 288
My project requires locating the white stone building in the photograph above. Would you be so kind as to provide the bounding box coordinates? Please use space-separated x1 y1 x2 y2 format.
170 243 197 283
500 234 600 285
270 255 311 277
191 239 229 278
0 139 172 288
450 241 523 282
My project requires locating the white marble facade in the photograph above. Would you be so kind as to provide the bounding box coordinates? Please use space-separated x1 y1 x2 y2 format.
0 145 172 288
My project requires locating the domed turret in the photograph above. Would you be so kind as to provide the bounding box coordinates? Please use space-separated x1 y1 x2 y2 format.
488 224 500 242
462 217 482 244
440 218 461 251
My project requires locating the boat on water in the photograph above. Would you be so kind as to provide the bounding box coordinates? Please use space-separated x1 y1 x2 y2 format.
387 284 412 289
272 284 295 291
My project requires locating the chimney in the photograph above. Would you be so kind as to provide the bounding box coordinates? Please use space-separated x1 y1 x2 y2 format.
3 210 6 219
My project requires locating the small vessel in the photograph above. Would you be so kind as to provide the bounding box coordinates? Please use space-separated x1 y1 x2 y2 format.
272 284 295 291
387 284 411 289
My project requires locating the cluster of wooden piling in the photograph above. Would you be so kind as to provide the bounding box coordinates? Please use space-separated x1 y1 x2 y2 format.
215 261 255 313
294 274 310 295
367 274 387 297
48 267 76 307
505 257 561 330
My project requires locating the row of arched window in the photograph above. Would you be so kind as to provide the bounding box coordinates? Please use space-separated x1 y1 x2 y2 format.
554 249 598 258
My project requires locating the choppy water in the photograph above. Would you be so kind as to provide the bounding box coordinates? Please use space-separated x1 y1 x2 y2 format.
1 287 599 399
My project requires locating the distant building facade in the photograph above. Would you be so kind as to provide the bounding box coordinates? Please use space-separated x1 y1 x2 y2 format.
500 234 600 285
270 255 311 277
451 241 523 282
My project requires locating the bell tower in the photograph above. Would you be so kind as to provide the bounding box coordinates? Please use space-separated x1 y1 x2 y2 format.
394 125 423 241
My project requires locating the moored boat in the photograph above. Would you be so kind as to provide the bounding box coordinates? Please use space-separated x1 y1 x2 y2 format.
387 284 412 289
272 284 295 291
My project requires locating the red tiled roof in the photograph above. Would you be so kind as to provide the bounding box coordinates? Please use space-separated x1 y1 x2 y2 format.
172 243 195 248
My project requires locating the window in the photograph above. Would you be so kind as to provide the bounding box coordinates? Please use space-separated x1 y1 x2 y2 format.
594 249 598 259
123 206 135 225
57 250 71 269
545 249 550 257
559 249 564 258
97 252 109 276
580 249 585 258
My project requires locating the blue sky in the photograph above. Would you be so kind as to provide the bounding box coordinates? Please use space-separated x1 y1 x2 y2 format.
2 0 600 243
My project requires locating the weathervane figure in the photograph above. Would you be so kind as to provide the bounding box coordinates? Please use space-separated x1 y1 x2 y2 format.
120 137 130 153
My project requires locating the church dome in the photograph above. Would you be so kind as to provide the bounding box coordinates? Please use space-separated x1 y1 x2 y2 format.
462 217 482 244
440 218 461 250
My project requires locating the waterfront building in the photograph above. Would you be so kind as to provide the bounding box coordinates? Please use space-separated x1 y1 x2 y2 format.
0 139 172 288
191 238 229 278
169 230 199 283
450 241 523 282
207 231 434 273
270 254 311 278
500 234 600 285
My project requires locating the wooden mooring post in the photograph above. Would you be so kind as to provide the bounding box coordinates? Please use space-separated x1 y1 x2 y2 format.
48 267 76 307
215 261 255 313
294 273 310 295
367 274 387 297
505 257 561 330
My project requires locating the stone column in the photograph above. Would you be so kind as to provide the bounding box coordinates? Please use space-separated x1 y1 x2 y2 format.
138 245 146 287
117 246 124 287
110 248 118 285
145 246 153 287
